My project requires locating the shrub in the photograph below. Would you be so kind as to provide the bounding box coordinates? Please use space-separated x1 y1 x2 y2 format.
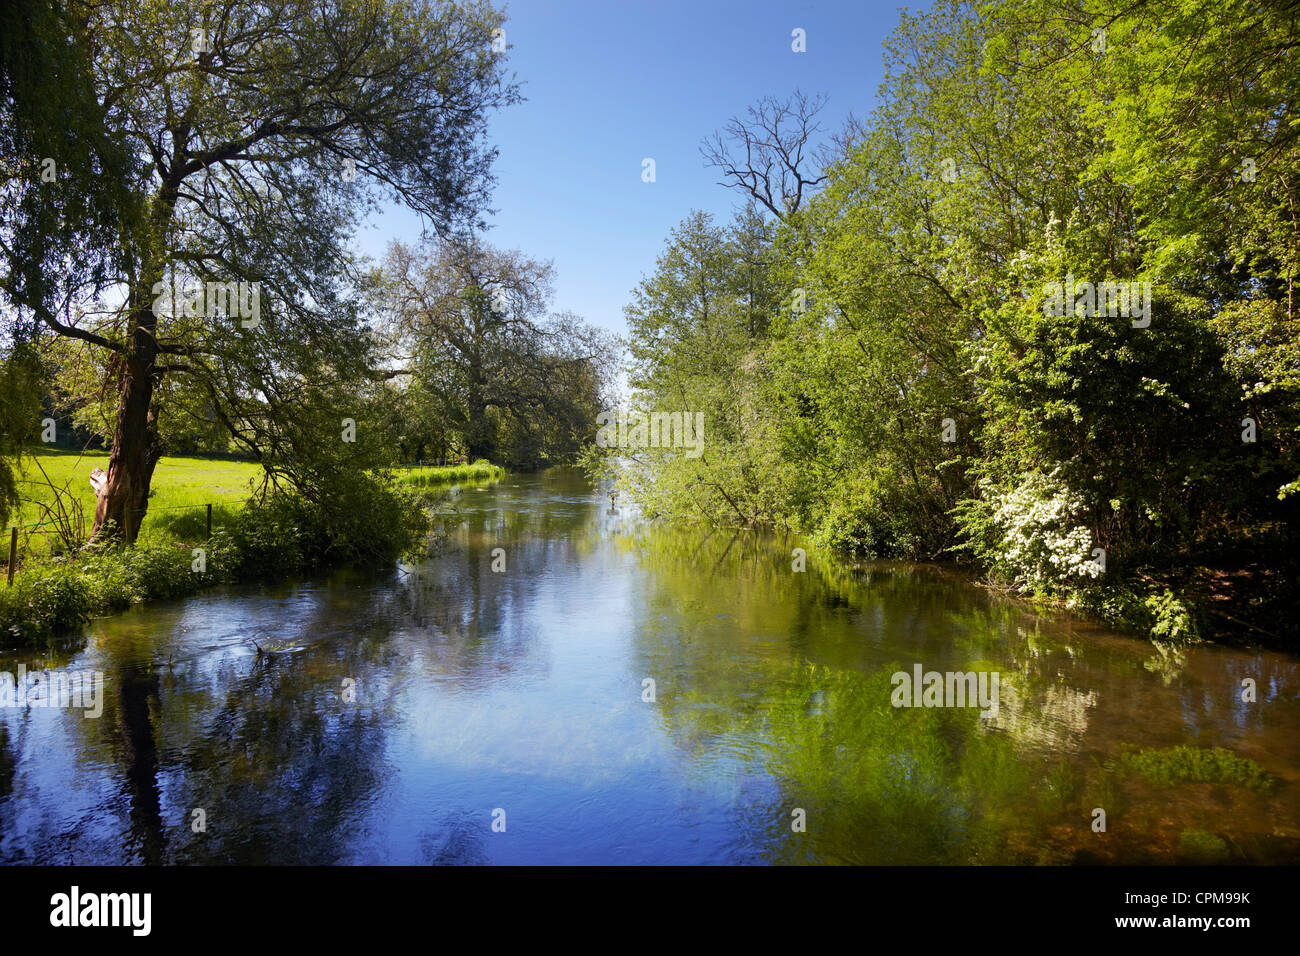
1144 589 1203 643
957 470 1100 592
0 561 91 643
813 470 928 558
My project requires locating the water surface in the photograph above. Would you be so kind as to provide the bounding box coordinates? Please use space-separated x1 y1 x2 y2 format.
2 468 1297 864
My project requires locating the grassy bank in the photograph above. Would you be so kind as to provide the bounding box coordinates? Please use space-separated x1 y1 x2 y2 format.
1 450 503 645
9 449 503 558
395 459 505 488
12 450 266 559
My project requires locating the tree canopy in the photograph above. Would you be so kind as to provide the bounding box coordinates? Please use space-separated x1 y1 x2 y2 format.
2 0 519 539
610 0 1300 640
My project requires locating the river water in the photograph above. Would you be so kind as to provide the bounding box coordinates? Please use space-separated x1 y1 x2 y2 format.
1 468 1297 864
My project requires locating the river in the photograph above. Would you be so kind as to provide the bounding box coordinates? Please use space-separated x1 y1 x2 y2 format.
1 468 1297 864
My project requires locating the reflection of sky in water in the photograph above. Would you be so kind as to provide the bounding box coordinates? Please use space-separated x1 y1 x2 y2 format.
0 468 1297 864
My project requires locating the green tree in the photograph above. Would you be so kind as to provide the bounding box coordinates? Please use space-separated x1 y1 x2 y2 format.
2 0 517 541
382 236 616 467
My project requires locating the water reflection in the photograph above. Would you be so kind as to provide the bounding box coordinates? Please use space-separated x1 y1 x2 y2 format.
0 468 1297 864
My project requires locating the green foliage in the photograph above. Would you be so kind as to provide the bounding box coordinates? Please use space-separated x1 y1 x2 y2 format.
614 0 1300 642
1120 746 1276 794
0 471 433 646
0 344 45 527
229 480 431 578
812 475 925 558
0 0 140 325
0 562 92 642
971 285 1246 566
1143 590 1203 644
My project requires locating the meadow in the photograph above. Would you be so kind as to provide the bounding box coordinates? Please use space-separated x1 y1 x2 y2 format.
9 449 503 560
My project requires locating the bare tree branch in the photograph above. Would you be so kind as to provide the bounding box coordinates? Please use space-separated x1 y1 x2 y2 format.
701 89 832 219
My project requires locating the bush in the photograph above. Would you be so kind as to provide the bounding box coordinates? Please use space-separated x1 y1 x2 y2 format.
814 480 923 558
0 474 434 646
957 470 1100 592
0 561 91 643
1144 589 1203 643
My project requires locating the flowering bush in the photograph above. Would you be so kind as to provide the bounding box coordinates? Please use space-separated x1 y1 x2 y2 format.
959 471 1100 592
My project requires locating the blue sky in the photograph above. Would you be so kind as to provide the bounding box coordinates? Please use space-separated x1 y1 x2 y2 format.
357 0 922 338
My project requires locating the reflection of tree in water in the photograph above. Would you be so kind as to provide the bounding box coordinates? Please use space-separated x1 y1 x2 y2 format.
155 612 406 864
0 640 178 863
986 682 1098 753
34 586 411 864
418 812 489 865
0 721 14 804
621 523 1063 863
116 659 166 863
623 522 1300 863
662 660 1052 863
68 480 599 864
392 481 600 682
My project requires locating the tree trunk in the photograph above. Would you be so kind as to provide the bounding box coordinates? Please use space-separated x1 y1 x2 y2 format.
465 382 494 462
91 301 162 543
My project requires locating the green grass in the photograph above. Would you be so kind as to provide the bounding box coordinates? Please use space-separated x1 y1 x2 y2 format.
8 448 502 561
11 449 261 556
396 459 505 488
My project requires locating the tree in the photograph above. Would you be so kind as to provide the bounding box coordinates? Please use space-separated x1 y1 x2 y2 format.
382 236 616 467
0 0 140 333
701 90 831 221
618 208 793 525
0 0 518 541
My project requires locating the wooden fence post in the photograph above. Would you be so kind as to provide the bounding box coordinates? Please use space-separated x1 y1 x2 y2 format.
206 503 213 539
7 526 16 586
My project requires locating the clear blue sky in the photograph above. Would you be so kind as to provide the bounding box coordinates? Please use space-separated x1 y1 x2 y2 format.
357 0 924 338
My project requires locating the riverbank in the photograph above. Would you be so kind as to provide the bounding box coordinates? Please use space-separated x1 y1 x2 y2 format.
0 452 504 646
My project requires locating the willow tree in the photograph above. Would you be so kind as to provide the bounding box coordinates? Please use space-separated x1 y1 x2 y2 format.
0 0 517 540
1 0 140 524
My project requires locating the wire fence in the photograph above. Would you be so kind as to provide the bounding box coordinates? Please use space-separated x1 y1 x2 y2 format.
4 497 249 586
6 497 249 532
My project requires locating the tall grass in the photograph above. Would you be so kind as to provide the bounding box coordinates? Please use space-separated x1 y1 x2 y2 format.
395 459 505 488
